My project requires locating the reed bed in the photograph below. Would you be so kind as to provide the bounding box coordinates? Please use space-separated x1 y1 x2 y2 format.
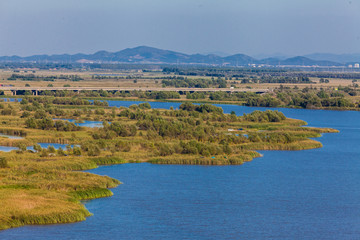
0 101 338 230
149 151 261 165
0 189 91 230
238 139 323 151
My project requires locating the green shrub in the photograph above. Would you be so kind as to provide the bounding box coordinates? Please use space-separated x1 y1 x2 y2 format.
0 157 9 168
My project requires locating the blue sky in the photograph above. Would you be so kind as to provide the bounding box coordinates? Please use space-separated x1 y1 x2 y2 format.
1 0 359 56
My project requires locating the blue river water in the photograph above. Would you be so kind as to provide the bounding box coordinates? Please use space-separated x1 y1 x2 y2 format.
27 143 76 151
1 101 360 239
54 118 104 128
1 144 76 152
0 146 18 152
0 133 23 139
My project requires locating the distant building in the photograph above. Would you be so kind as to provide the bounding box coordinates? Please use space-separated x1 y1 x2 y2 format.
348 64 353 68
354 63 360 68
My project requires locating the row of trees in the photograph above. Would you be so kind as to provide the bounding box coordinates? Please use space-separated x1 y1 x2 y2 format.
21 97 109 106
25 118 81 131
242 110 286 122
92 122 137 140
30 144 82 157
183 88 360 109
179 103 224 114
8 74 83 81
161 77 227 88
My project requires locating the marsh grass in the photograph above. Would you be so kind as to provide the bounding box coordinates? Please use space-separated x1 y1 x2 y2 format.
70 188 114 200
149 151 261 165
91 157 128 165
238 139 323 151
0 101 338 231
0 189 91 230
0 151 121 230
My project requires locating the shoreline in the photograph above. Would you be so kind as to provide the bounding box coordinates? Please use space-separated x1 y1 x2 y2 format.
1 95 359 112
0 101 338 231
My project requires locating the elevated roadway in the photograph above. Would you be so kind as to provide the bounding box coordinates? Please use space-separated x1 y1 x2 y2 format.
0 87 270 95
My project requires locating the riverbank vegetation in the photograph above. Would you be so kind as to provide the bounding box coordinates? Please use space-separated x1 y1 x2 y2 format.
0 98 338 230
1 65 360 111
2 86 359 111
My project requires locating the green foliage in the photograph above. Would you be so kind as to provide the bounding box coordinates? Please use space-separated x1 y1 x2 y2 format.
0 128 27 137
0 96 339 231
47 145 56 153
91 157 127 165
179 102 223 114
7 73 83 82
17 143 27 152
186 92 206 99
93 122 137 140
243 110 286 122
73 146 82 156
25 118 81 131
57 147 66 156
70 188 113 200
81 142 101 156
149 151 260 165
114 141 131 152
1 107 17 116
161 77 227 88
33 144 42 152
138 102 151 109
0 157 9 168
245 96 281 107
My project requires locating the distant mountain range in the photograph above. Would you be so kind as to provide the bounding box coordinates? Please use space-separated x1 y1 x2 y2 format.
303 53 360 64
1 46 359 67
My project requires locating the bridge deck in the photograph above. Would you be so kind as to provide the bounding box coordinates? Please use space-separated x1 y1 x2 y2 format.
0 87 269 93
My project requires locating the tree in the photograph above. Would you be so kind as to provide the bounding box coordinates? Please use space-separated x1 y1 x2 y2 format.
21 111 30 118
25 117 37 128
38 118 54 130
57 147 66 156
47 145 56 153
17 143 27 152
33 144 42 152
223 143 232 155
73 146 82 156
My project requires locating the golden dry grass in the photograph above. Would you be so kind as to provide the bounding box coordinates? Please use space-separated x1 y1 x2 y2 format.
0 69 356 90
0 100 339 231
0 188 92 230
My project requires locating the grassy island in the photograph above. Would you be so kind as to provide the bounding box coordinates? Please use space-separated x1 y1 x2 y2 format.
0 97 338 230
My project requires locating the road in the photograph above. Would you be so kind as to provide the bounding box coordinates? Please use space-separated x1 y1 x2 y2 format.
0 86 269 93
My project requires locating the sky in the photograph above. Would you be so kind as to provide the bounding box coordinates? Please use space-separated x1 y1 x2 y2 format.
1 0 360 57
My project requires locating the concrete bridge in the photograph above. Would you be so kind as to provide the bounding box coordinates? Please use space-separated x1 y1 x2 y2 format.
0 87 270 96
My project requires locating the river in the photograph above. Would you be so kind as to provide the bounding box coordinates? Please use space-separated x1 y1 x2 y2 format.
1 101 359 239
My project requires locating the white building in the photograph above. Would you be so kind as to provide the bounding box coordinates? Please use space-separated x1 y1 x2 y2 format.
354 63 360 68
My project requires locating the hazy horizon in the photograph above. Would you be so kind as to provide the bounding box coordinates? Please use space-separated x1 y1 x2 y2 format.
1 0 360 57
3 45 360 60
